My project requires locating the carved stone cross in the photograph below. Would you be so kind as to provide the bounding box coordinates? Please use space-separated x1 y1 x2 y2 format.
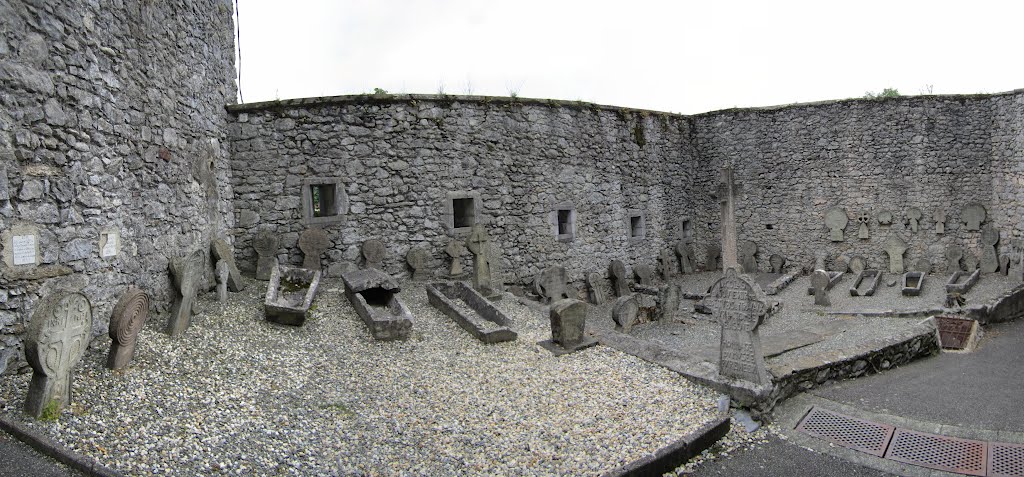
25 292 93 418
465 224 493 294
704 269 768 385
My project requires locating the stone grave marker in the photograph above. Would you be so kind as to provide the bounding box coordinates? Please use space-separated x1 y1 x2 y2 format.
857 212 871 239
912 258 931 273
720 165 740 271
4 224 41 268
361 239 386 270
488 242 506 296
769 254 786 273
877 210 893 226
962 203 986 231
934 209 947 234
633 263 654 286
465 225 496 297
609 259 630 297
253 230 280 281
906 208 922 233
739 240 758 273
539 299 597 355
675 240 695 274
705 244 722 271
406 247 429 281
99 229 119 258
210 238 245 292
445 239 467 277
612 295 639 332
216 260 229 311
811 269 831 306
946 245 963 273
1000 255 1011 276
658 249 676 280
586 272 606 305
825 207 848 242
298 228 330 271
814 251 827 271
834 254 850 274
24 291 92 418
884 235 908 274
536 265 569 304
964 252 980 272
107 287 150 370
849 256 866 275
980 225 1000 273
658 284 681 321
166 249 203 337
705 269 768 385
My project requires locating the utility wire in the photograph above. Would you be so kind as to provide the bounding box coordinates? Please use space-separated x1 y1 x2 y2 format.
234 0 244 103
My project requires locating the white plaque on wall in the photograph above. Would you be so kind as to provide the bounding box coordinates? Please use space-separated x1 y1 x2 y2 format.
100 232 119 258
12 234 37 266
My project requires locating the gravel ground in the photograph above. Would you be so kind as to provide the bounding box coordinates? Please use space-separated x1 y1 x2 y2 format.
0 277 723 477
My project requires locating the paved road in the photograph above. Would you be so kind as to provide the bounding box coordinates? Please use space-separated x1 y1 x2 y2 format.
0 430 84 477
690 434 896 477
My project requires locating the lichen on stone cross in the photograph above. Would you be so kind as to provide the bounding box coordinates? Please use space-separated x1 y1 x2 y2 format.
25 292 93 418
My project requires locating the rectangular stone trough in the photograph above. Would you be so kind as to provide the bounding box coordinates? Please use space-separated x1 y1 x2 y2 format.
850 270 881 297
902 272 925 296
426 281 517 344
342 268 413 341
807 271 843 295
946 269 981 294
264 265 321 326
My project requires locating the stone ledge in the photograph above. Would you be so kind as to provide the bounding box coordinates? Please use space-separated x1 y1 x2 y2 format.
601 415 730 477
0 414 124 477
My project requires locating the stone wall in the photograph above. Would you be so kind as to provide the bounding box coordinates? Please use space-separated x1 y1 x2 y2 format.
0 0 237 374
227 96 697 287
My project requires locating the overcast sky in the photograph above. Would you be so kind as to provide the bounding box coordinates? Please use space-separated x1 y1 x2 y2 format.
234 0 1024 114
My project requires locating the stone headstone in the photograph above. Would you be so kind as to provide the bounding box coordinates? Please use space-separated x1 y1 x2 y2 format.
849 256 866 275
720 165 740 271
536 266 569 304
877 210 893 225
833 254 850 274
445 240 466 277
946 245 963 273
675 240 695 274
107 287 150 370
934 209 947 234
361 239 386 271
856 212 871 239
465 225 494 296
811 269 831 306
769 254 785 273
658 284 680 321
210 238 245 292
658 249 676 280
980 225 1000 273
705 269 768 385
633 264 654 286
705 244 722 271
739 240 758 273
215 260 228 310
962 203 986 231
964 253 979 271
906 208 922 233
298 228 330 271
488 242 506 296
814 251 827 271
253 230 280 281
24 292 92 418
609 259 630 297
406 247 428 281
166 249 203 337
541 299 596 355
883 235 908 274
586 272 606 305
911 258 931 273
612 295 639 332
99 230 119 258
824 207 848 242
1000 255 1011 276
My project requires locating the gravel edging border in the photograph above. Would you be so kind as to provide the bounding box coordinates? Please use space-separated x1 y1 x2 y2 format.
601 414 731 477
0 414 123 477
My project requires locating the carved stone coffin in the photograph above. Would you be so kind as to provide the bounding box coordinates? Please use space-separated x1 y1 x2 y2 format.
342 268 413 341
850 270 882 297
264 265 321 326
426 281 516 344
901 271 925 297
946 269 981 295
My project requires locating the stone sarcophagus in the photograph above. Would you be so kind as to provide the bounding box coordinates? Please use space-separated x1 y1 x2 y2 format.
426 281 516 344
264 265 321 326
342 269 413 340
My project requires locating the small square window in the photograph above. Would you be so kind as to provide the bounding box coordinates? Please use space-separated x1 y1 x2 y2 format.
311 184 338 217
452 198 476 228
557 210 571 235
445 191 482 234
631 216 643 237
551 204 576 242
302 177 348 225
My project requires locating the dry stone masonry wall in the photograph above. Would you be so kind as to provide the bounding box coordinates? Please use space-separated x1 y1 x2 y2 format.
0 0 236 374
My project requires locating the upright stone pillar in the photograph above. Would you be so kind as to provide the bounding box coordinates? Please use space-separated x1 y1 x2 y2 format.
720 165 739 272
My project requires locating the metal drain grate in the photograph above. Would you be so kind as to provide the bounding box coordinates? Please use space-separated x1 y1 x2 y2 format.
990 442 1024 477
936 316 975 350
795 407 895 457
885 428 987 476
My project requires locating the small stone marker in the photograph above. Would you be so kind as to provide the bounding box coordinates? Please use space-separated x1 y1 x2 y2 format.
465 225 495 297
658 249 676 280
107 287 150 370
298 228 330 271
539 299 596 355
980 225 1000 273
1000 255 1011 276
445 240 466 277
488 243 506 296
857 212 871 239
612 295 639 332
769 254 785 274
658 284 680 321
877 210 893 225
253 230 280 281
633 263 654 286
946 245 963 273
824 207 848 242
962 203 986 231
964 252 979 271
586 272 606 305
361 239 386 270
25 292 92 419
5 225 41 267
705 268 768 385
906 208 922 233
609 259 630 297
406 247 428 281
934 209 947 234
99 230 119 258
705 244 722 271
215 260 228 310
210 238 245 292
676 240 695 274
814 251 827 271
536 265 569 304
883 235 908 274
834 254 850 274
911 258 931 273
739 240 758 273
849 256 866 275
811 269 831 306
166 249 203 337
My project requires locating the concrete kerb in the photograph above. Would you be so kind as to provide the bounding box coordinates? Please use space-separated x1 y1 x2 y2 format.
0 415 123 477
602 415 731 477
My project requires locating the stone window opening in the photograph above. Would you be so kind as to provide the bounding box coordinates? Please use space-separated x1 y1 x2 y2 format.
453 198 476 228
626 209 645 243
681 218 693 238
311 184 338 217
550 203 576 242
444 191 482 235
301 177 348 225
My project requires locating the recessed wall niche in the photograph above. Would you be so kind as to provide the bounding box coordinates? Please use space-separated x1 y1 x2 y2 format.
301 177 349 225
626 209 646 243
549 202 576 242
444 191 482 234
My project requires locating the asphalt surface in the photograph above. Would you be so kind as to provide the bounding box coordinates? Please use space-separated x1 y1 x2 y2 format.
691 434 896 477
0 430 83 476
